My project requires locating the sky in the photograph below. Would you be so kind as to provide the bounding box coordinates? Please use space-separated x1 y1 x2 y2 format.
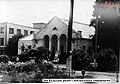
0 0 95 27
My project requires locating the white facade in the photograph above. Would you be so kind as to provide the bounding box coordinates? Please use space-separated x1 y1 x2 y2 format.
18 33 35 54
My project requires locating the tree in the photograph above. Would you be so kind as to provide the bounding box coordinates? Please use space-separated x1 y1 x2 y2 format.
72 49 91 70
5 34 23 61
97 48 118 71
90 0 120 57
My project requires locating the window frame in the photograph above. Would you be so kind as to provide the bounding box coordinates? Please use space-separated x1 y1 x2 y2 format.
0 38 4 46
24 30 28 36
17 29 21 35
9 28 14 34
0 27 4 33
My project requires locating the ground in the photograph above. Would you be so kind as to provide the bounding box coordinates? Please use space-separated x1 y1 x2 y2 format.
54 64 119 83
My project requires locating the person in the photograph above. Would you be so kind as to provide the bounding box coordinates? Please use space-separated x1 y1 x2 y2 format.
81 69 86 78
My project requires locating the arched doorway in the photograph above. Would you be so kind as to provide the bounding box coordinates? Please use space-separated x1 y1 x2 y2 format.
59 34 67 64
51 34 58 52
43 35 49 49
60 34 67 52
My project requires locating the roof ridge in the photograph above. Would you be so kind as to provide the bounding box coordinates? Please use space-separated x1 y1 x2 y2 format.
4 22 33 28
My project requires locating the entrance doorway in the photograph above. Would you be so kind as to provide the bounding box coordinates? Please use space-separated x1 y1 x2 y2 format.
60 34 67 52
43 35 49 49
51 34 58 52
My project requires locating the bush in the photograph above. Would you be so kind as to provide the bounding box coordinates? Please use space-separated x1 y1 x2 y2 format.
72 49 90 70
54 67 69 78
39 62 54 78
0 55 9 63
58 52 67 64
35 46 49 62
96 48 118 71
18 46 49 63
21 61 37 72
18 49 37 62
0 60 70 83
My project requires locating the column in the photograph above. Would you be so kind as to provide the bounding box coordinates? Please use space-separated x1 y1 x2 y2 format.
57 38 60 52
49 39 51 51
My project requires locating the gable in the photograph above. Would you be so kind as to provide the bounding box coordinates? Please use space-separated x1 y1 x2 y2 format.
36 16 68 39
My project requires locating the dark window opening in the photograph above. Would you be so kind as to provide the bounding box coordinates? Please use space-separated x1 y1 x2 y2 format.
9 28 14 34
0 27 4 33
17 29 21 35
24 30 28 36
30 31 34 34
0 38 4 46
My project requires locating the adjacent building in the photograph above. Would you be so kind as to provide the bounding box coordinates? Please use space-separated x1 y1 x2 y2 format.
0 22 40 55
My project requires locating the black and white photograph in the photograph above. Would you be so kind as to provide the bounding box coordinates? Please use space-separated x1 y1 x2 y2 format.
0 0 119 83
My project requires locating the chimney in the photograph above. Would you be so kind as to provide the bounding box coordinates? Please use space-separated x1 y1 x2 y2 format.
77 31 82 38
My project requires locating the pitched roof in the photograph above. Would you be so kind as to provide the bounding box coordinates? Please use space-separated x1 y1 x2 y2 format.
22 16 95 40
60 18 95 38
19 33 35 41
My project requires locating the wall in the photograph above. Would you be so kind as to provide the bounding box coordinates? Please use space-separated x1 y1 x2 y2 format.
6 22 39 44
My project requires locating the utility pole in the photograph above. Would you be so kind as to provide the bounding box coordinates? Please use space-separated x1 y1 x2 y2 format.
67 0 74 56
66 0 74 77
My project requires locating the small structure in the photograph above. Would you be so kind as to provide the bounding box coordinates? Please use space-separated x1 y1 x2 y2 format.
18 33 36 54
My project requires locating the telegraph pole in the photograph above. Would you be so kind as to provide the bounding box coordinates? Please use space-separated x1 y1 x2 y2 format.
67 0 74 58
66 0 74 77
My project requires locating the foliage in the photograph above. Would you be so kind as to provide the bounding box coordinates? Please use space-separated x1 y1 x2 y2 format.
0 55 9 63
0 63 9 72
35 46 50 62
18 49 36 62
90 0 119 57
58 52 67 64
5 34 23 61
96 48 118 71
18 46 50 62
19 60 37 72
72 49 91 70
54 67 69 78
41 62 54 78
0 60 70 83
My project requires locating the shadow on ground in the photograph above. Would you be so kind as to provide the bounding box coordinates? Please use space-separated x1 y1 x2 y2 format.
75 74 94 79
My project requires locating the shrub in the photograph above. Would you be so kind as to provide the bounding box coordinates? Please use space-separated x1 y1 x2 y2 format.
0 55 9 63
35 46 49 62
58 52 67 64
97 48 118 71
21 61 37 72
40 62 54 78
72 49 90 70
53 67 69 78
1 60 70 83
18 46 49 63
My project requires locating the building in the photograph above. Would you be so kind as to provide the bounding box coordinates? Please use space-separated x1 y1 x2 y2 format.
18 16 95 56
0 22 40 55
